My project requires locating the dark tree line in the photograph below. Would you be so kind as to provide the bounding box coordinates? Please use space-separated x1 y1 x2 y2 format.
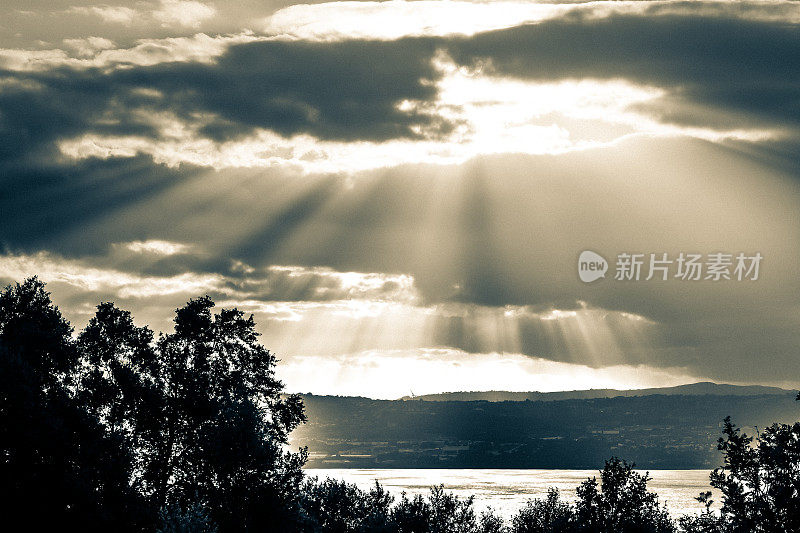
0 277 798 532
0 278 305 531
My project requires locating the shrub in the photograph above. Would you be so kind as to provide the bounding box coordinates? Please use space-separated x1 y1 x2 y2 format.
710 416 800 533
511 488 574 533
156 503 218 533
574 458 675 533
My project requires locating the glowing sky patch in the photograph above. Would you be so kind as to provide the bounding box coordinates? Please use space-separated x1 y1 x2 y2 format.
120 239 195 256
55 69 779 172
262 0 800 42
276 349 700 399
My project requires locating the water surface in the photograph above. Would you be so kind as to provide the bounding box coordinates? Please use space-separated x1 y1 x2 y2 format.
305 468 716 518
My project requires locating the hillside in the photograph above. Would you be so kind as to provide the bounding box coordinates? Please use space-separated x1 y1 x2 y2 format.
294 388 798 469
399 382 792 402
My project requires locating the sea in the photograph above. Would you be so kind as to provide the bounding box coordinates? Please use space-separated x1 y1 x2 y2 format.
305 468 717 519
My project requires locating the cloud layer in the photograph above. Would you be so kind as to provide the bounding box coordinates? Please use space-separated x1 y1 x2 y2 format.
1 1 799 395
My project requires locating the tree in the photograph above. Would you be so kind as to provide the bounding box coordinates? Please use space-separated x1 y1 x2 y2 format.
710 416 800 533
146 296 308 530
478 508 507 533
77 301 163 504
388 485 485 533
157 503 219 533
676 492 724 533
511 488 574 533
0 276 75 384
0 278 142 531
299 478 395 533
574 457 675 533
426 484 478 533
1 279 308 531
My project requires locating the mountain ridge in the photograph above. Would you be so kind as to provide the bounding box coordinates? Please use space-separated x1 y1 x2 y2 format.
398 381 794 402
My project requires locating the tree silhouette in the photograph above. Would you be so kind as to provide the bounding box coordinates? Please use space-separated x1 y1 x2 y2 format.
0 278 143 531
3 276 800 532
150 296 307 529
511 488 573 533
76 294 308 530
574 458 675 533
77 302 162 500
1 279 307 531
710 416 800 533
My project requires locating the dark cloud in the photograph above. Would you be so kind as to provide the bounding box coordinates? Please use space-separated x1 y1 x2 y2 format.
123 38 449 141
0 35 448 254
0 37 446 154
244 39 436 138
447 14 800 130
0 70 159 168
0 156 199 254
429 306 680 367
1 8 800 386
723 138 800 177
3 13 800 161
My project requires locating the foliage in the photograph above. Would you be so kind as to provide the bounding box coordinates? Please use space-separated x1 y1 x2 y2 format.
0 278 145 531
709 416 800 533
157 503 219 533
298 478 503 533
0 278 306 531
511 489 573 533
574 457 675 533
676 491 724 533
2 276 800 533
144 296 308 530
299 461 678 533
677 511 726 533
299 478 395 533
478 508 507 533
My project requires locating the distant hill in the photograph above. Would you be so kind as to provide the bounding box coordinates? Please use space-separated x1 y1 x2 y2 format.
399 382 793 402
294 389 799 469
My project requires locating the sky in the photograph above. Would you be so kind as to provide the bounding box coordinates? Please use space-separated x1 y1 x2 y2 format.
1 0 799 399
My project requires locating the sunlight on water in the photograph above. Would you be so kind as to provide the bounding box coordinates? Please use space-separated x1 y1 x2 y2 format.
305 469 717 518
